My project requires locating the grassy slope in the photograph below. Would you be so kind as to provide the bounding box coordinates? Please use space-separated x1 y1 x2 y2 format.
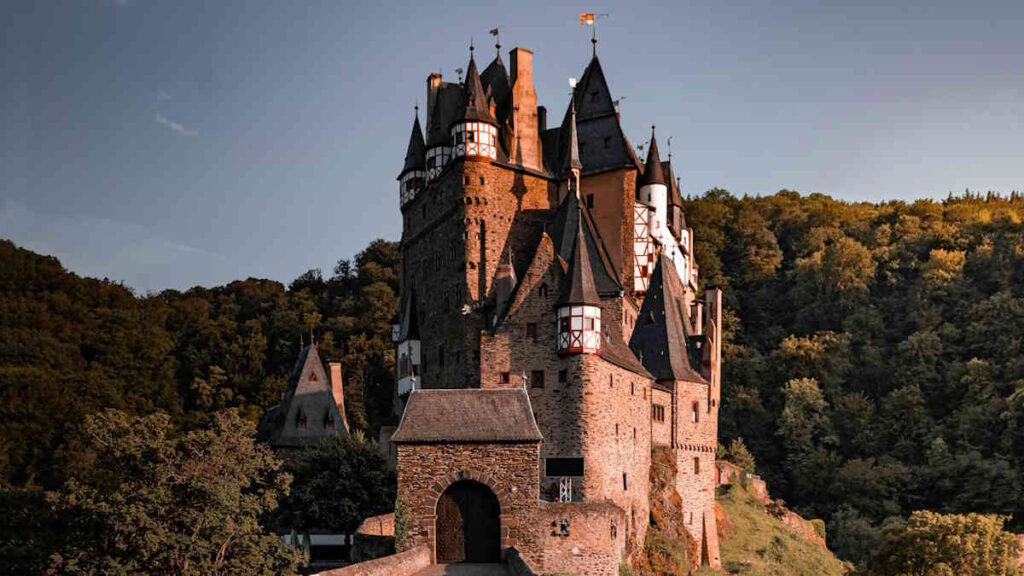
697 483 850 576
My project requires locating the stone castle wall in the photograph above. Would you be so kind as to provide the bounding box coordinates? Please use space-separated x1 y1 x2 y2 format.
531 501 626 576
395 441 540 561
672 377 721 567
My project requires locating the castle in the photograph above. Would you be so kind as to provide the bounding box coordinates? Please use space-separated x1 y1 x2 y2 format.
386 37 723 574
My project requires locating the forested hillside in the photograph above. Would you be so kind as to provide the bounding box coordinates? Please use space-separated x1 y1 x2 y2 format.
2 189 1024 567
0 238 399 491
683 190 1024 564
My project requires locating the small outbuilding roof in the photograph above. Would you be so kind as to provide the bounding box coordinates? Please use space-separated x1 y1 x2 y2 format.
391 388 543 444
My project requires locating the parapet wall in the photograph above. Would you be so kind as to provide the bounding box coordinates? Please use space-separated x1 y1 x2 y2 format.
313 544 430 576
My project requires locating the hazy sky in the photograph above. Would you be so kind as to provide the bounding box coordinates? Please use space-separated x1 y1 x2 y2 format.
2 0 1022 292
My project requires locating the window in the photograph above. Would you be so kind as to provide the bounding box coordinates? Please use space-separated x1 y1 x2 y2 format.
692 402 700 423
500 371 510 384
586 194 594 209
615 423 619 436
631 382 635 395
558 369 567 383
694 458 700 474
467 130 475 143
479 176 485 185
308 372 317 382
526 323 537 340
609 374 613 388
531 370 544 388
591 91 599 102
604 137 611 149
546 457 584 477
464 175 470 185
633 427 636 439
439 345 445 368
622 472 628 491
539 284 548 297
653 404 666 422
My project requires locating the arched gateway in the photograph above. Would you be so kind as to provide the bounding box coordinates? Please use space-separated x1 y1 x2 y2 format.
391 389 543 564
435 480 501 562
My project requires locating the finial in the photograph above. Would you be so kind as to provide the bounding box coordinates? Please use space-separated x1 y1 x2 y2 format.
469 37 475 58
591 27 597 58
651 124 656 138
667 136 673 160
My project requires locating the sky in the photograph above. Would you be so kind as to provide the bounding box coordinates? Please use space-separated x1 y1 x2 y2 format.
2 0 1022 293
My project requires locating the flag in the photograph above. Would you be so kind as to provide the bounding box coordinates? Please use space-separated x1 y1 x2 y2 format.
490 28 499 36
580 13 594 27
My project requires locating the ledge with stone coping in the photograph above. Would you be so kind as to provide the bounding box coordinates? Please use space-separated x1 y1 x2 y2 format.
311 544 430 576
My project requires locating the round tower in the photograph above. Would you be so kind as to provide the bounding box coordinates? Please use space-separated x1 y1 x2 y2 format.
450 47 498 161
557 101 601 356
637 126 668 236
398 107 426 209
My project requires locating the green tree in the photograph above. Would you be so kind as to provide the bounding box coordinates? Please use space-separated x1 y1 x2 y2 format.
274 433 396 534
48 409 299 575
871 511 1021 576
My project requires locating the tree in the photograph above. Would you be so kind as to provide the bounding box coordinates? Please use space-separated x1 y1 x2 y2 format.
274 433 396 534
871 511 1021 576
727 437 756 474
48 409 299 575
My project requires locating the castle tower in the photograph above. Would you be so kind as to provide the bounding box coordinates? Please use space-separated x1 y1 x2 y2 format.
398 108 426 208
637 126 668 237
451 48 498 161
556 104 601 356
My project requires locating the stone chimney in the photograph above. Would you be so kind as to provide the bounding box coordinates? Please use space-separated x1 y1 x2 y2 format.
426 72 442 134
692 301 704 336
509 47 541 170
329 362 350 433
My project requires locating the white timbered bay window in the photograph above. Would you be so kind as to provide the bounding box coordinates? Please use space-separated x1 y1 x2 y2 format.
557 305 601 354
452 122 497 159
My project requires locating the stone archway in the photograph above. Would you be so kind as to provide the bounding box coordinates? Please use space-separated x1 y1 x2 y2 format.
434 480 502 563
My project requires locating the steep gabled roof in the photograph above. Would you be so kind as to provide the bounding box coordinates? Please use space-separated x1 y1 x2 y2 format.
481 53 511 118
259 342 346 447
548 190 622 297
399 112 426 177
637 127 666 188
664 161 685 209
392 389 542 443
558 204 601 307
547 56 640 175
456 54 497 125
629 254 707 383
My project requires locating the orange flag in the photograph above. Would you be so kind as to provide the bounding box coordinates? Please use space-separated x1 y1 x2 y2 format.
580 13 595 27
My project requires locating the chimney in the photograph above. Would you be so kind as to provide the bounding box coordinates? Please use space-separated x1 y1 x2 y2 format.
426 73 442 134
537 106 547 133
329 362 350 433
509 47 541 169
692 301 704 336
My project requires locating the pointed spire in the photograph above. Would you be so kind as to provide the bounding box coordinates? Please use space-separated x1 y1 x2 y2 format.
457 47 496 125
563 92 583 178
638 125 666 187
400 105 426 176
558 205 601 307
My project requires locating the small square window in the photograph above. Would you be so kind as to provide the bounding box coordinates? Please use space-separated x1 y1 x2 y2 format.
500 371 510 384
531 370 544 388
464 175 470 185
558 369 567 383
479 176 485 185
526 323 537 339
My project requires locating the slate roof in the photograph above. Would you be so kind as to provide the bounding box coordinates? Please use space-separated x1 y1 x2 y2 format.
547 189 622 297
637 128 666 188
391 388 543 443
426 83 461 148
601 328 654 378
543 56 640 176
664 161 685 209
557 203 601 307
258 343 347 447
398 288 420 341
400 112 426 177
563 99 583 176
456 54 497 125
629 254 708 383
480 54 511 125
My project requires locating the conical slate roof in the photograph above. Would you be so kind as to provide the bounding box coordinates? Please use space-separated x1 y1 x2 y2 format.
558 206 601 307
562 98 583 176
400 112 426 177
456 53 496 125
637 127 666 188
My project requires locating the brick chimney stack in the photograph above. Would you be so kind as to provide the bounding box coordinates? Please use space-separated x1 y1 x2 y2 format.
329 362 350 433
509 47 541 170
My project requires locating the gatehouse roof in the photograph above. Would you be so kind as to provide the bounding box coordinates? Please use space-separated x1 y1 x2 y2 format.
392 388 542 444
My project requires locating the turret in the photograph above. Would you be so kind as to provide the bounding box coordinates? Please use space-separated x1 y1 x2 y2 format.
425 89 452 181
637 126 668 236
556 106 600 355
451 46 498 161
398 108 426 208
396 290 422 398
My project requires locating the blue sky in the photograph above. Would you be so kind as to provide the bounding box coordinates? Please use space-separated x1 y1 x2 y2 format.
2 0 1022 292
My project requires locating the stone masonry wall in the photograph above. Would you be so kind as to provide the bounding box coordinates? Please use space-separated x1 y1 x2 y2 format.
401 157 554 390
531 501 626 576
651 387 672 447
673 377 720 567
395 441 540 562
313 544 430 576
